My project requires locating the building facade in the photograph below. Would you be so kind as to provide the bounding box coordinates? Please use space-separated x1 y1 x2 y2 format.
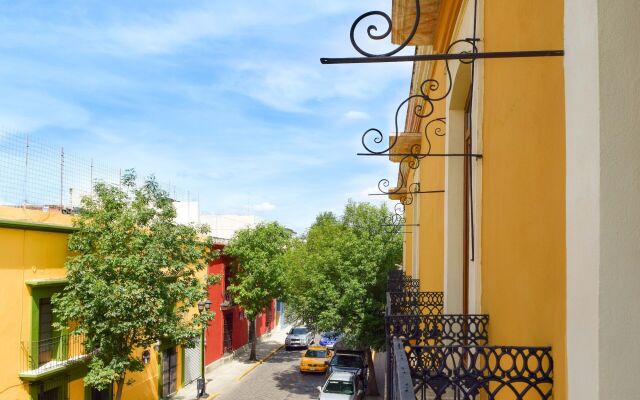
0 206 198 400
326 1 639 399
204 241 277 368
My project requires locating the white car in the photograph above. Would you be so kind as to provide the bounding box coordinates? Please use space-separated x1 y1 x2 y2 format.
317 371 365 400
285 326 315 350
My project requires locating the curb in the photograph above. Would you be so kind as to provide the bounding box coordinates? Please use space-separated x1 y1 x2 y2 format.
204 327 284 374
234 344 285 382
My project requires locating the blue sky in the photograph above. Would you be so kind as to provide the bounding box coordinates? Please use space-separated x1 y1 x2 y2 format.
0 1 412 233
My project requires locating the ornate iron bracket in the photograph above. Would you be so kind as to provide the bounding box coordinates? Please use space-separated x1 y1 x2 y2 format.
320 0 563 64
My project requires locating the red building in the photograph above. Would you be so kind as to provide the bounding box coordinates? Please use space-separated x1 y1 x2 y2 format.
204 241 277 365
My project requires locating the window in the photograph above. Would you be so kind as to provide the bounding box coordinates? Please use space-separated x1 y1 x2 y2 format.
323 380 354 395
38 297 54 366
463 86 473 315
304 350 327 358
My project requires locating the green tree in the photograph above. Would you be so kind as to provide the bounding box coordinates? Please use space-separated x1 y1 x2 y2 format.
51 171 217 400
224 222 293 361
284 201 402 395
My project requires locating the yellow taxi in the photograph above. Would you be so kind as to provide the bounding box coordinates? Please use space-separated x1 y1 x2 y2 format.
299 345 332 373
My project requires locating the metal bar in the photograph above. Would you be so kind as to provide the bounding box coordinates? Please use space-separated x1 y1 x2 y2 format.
358 152 483 158
368 190 444 196
382 224 419 227
321 49 564 64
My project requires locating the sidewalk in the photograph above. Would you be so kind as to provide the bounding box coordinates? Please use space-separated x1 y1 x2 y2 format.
172 324 291 400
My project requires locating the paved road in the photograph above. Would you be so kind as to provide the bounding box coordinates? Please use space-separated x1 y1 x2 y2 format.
216 347 327 400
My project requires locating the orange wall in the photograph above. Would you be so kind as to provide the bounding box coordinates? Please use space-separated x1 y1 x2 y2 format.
417 64 447 293
482 0 566 398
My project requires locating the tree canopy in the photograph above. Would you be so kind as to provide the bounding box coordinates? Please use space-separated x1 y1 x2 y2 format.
285 201 402 349
224 221 293 360
283 201 402 394
51 171 217 400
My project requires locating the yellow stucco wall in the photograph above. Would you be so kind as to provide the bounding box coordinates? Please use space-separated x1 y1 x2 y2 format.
0 206 185 400
119 347 161 399
0 208 72 400
482 1 566 398
68 378 84 399
399 0 567 397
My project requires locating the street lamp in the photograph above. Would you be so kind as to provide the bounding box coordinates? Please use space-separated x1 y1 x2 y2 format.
197 299 212 399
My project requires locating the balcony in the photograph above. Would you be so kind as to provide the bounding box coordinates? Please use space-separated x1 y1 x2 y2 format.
220 290 234 310
386 291 444 316
385 271 553 399
387 313 489 346
20 333 89 381
403 344 553 400
388 270 420 293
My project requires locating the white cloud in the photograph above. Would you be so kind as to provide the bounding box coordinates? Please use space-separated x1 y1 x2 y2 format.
343 110 370 121
253 201 276 212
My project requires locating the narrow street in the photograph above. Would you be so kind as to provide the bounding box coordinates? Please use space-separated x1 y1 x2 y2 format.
216 348 326 400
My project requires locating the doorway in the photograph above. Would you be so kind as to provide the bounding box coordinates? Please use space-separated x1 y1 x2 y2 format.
162 347 177 397
223 312 233 354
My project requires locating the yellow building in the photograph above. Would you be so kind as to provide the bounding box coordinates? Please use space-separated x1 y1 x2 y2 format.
326 1 639 399
0 206 194 400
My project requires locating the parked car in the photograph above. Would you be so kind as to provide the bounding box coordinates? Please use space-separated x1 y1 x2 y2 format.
319 332 342 350
317 371 364 400
285 326 314 350
327 353 366 384
299 345 332 373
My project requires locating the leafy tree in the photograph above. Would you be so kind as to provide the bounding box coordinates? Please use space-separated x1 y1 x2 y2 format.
284 201 402 395
52 171 217 400
224 222 293 361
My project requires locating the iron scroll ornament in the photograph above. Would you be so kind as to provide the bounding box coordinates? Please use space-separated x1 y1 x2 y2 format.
363 40 479 205
361 39 477 156
349 0 420 58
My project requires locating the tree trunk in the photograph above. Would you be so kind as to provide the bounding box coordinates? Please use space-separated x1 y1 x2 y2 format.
249 318 257 361
115 377 125 400
365 348 379 396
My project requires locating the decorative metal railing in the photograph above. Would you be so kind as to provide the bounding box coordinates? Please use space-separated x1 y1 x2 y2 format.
21 333 88 376
389 337 416 400
220 290 234 309
386 291 444 316
387 314 489 346
388 274 420 294
405 344 553 400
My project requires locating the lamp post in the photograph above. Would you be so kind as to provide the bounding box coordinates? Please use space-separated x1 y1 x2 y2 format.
197 299 212 399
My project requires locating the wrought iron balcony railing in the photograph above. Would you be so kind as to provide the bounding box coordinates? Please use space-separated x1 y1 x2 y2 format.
386 291 444 316
20 333 88 378
404 344 553 400
220 290 234 309
386 314 489 346
388 272 420 293
389 337 416 400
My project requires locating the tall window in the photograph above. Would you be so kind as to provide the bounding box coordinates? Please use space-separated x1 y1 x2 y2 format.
463 88 473 315
38 297 54 366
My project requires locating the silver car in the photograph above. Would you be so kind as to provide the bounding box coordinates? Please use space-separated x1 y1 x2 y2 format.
317 371 364 400
285 326 314 350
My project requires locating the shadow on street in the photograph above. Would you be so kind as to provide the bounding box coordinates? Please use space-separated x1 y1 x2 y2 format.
270 349 327 396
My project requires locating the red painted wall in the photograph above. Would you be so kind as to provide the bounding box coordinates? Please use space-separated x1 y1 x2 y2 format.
205 245 225 365
204 244 277 366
